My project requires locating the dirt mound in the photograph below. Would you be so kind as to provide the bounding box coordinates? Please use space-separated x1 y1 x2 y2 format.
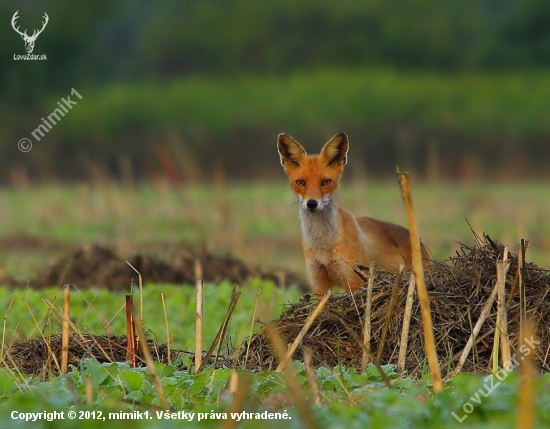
28 244 305 290
0 267 18 287
0 233 69 253
239 234 550 377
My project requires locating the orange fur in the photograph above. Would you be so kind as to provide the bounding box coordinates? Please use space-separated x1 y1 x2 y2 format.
277 132 430 296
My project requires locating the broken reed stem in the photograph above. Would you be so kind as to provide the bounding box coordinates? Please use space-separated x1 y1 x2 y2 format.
132 306 170 411
214 287 240 369
398 273 416 372
85 377 93 405
265 323 318 429
492 321 500 374
303 346 322 406
195 259 203 374
519 239 528 340
396 168 442 393
125 295 137 368
377 265 403 360
198 286 241 373
125 261 143 324
61 285 70 375
276 289 332 372
361 262 375 372
496 255 512 369
160 292 171 365
517 318 536 429
243 287 262 369
449 280 499 378
228 371 239 395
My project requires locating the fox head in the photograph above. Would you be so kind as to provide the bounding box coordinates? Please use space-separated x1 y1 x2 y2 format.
277 133 349 212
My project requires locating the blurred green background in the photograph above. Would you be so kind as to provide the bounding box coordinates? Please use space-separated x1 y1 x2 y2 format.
2 0 550 182
1 0 550 280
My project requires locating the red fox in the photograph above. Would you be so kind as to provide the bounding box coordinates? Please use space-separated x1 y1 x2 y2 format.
277 132 430 296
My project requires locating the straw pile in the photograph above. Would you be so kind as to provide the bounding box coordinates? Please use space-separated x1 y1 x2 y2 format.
240 234 550 377
2 333 182 379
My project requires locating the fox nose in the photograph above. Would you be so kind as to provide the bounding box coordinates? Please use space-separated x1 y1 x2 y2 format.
306 199 318 210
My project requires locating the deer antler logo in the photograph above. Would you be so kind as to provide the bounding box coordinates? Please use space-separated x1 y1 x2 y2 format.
11 10 49 54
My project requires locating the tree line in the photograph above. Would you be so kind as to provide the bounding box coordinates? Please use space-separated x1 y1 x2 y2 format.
2 0 550 181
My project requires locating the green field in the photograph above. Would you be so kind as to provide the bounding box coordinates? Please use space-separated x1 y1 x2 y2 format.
0 180 549 428
0 284 549 428
0 281 549 428
1 180 549 280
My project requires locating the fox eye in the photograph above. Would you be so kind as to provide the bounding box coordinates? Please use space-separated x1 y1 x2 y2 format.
322 179 332 186
295 179 306 186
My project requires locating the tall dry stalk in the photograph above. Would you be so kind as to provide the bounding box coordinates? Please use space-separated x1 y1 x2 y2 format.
397 168 442 393
303 346 322 406
125 295 137 367
85 377 93 405
496 254 511 368
492 249 510 375
160 292 171 365
198 286 241 373
276 290 331 372
361 262 375 372
517 318 536 429
448 281 499 378
61 285 70 374
132 306 170 411
243 287 262 369
519 239 528 340
398 273 416 372
1 297 15 359
195 259 203 373
125 261 144 323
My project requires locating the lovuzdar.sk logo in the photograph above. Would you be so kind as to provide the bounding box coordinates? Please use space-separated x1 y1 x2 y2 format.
12 10 48 60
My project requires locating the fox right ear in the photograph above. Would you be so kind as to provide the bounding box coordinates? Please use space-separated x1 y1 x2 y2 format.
277 133 306 168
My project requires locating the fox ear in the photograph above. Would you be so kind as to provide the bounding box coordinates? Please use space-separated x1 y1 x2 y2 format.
320 133 348 167
277 133 307 168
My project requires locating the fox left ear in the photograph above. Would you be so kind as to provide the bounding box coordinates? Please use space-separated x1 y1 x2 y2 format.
320 133 348 167
277 133 307 168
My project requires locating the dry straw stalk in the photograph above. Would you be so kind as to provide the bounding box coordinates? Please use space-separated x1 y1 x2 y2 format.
61 285 70 375
398 273 416 372
397 167 442 392
361 262 375 372
276 289 332 372
195 259 203 373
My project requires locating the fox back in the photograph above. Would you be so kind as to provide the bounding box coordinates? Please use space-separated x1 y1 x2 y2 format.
277 132 429 296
